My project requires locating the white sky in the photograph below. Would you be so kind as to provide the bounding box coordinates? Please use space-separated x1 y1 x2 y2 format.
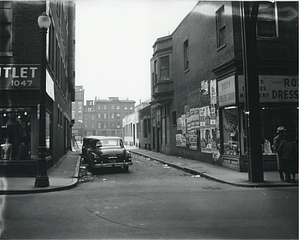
75 0 198 105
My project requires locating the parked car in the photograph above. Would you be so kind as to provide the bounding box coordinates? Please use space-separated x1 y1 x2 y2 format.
81 136 102 164
86 136 132 173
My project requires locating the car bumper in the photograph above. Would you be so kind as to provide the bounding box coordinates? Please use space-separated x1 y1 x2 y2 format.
92 161 133 168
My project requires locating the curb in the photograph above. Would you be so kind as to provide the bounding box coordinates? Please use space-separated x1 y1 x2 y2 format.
0 155 81 195
129 150 298 188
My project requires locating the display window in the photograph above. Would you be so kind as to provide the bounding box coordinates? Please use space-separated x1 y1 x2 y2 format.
221 105 298 157
222 107 240 155
0 108 31 160
260 105 298 154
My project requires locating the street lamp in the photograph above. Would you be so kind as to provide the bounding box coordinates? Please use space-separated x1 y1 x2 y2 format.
35 12 51 187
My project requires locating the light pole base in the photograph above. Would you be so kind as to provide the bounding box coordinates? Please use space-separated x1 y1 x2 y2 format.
34 176 49 187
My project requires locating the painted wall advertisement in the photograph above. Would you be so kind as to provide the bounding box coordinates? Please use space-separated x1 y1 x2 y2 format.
0 64 41 90
176 79 220 161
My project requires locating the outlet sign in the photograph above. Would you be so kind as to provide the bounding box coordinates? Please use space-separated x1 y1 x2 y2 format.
0 64 40 89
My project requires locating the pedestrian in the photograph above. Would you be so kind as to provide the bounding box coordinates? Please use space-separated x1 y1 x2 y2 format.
273 126 286 181
278 133 298 183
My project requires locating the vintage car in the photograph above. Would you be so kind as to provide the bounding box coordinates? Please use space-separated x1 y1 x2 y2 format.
81 136 102 164
86 136 132 173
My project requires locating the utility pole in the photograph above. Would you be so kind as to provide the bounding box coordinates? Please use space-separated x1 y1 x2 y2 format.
241 2 264 182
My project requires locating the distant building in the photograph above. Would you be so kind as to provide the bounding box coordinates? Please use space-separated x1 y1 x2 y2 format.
72 86 84 141
83 97 135 137
123 99 151 148
0 1 76 176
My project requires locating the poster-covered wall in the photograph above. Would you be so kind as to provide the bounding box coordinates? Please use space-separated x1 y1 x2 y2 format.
176 79 220 161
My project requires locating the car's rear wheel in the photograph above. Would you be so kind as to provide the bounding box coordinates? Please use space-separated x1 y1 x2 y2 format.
88 162 95 174
123 166 129 172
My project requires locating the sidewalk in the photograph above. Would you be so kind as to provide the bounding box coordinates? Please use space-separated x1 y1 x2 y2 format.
127 146 298 188
0 151 81 195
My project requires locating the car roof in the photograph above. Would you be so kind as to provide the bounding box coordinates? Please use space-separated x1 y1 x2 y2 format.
93 136 122 140
83 135 103 140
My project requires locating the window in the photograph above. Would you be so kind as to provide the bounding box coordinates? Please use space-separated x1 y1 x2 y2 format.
160 56 170 81
183 40 189 71
216 5 226 48
97 105 100 110
117 106 120 110
0 1 12 54
97 113 101 119
104 105 106 110
88 108 91 112
143 119 147 138
111 113 114 119
111 105 114 110
257 2 278 38
104 113 107 119
172 111 177 126
154 60 158 84
97 122 101 128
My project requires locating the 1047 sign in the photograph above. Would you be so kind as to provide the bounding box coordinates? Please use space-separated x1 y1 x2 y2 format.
11 80 33 87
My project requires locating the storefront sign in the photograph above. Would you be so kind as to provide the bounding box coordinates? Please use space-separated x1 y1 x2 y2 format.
238 75 298 103
218 76 236 107
0 64 40 89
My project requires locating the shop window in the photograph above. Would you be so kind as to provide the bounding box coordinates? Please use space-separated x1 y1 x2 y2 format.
216 5 226 48
257 2 278 38
0 1 12 55
0 108 31 160
222 107 239 155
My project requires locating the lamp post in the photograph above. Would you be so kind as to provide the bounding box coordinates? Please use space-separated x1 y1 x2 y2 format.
35 12 51 187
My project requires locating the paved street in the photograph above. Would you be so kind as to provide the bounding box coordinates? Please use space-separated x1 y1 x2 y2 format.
2 153 298 239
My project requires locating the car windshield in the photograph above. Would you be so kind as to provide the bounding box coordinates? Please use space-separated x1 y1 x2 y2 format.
98 139 123 147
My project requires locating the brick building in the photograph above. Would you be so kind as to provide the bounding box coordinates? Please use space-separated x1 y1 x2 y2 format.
150 1 298 171
0 1 75 175
83 97 135 138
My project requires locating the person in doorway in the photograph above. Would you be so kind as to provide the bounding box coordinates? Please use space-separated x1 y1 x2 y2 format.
278 133 298 183
273 126 286 181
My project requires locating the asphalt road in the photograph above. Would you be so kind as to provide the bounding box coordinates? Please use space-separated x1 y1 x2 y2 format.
1 154 298 239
